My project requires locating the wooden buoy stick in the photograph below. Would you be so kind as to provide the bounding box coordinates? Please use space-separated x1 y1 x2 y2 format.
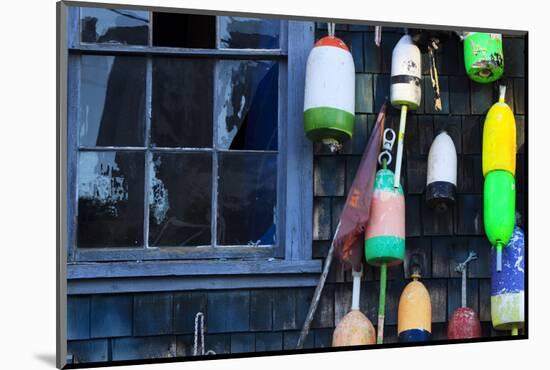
377 262 388 344
394 105 408 188
297 222 341 349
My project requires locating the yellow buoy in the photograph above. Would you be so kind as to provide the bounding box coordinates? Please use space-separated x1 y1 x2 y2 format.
398 271 432 342
482 87 516 176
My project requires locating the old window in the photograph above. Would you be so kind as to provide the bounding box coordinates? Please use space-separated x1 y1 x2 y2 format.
65 6 316 277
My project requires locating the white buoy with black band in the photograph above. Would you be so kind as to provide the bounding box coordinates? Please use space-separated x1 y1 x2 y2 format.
304 33 356 152
390 34 422 188
426 131 457 210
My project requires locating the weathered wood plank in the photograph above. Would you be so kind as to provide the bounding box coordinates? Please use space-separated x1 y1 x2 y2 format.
112 336 176 361
207 291 250 333
68 274 322 295
90 295 132 338
68 259 322 279
250 290 274 332
273 288 297 330
404 238 432 278
173 292 208 335
285 21 315 261
134 293 173 336
70 44 288 59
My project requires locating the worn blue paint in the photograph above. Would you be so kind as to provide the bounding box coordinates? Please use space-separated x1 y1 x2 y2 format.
90 295 132 338
284 21 315 261
133 294 173 336
398 329 432 342
230 333 256 354
68 339 108 363
67 274 322 295
173 292 207 335
67 296 90 340
250 290 274 331
207 291 250 333
491 226 525 294
255 332 283 352
112 336 176 361
67 259 322 279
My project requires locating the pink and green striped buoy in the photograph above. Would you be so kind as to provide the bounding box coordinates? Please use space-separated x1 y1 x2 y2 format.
304 36 355 151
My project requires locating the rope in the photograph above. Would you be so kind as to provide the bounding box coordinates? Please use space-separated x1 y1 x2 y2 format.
374 26 382 47
193 312 216 356
327 22 335 37
428 44 442 112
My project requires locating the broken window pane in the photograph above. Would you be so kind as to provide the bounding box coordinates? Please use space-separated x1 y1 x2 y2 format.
152 12 216 48
79 55 146 147
80 7 149 45
149 153 212 247
219 17 280 49
77 151 144 247
217 153 277 245
215 61 278 150
151 57 214 148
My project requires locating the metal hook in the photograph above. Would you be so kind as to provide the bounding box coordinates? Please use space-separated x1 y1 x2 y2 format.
455 251 478 273
382 128 396 151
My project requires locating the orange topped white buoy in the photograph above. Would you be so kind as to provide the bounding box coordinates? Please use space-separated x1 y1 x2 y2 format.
304 29 356 152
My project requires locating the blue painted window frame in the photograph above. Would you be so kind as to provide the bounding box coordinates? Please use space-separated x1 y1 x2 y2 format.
64 5 319 288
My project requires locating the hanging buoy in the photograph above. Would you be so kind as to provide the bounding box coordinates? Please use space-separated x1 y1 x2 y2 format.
365 149 405 343
482 88 516 176
390 34 421 188
448 252 481 339
426 131 457 210
398 268 432 342
365 168 406 266
304 35 355 152
491 226 525 335
463 32 504 83
333 268 376 346
483 86 516 271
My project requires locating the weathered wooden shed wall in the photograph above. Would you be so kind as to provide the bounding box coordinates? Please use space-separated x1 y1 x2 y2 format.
66 25 526 364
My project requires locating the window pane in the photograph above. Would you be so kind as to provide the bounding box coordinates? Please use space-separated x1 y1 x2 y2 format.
152 12 216 48
77 151 144 247
218 153 277 245
80 7 149 45
219 17 280 49
79 55 146 147
149 153 212 247
216 61 278 150
151 58 214 148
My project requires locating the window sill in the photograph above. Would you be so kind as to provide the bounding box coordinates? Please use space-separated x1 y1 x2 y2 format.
66 259 322 294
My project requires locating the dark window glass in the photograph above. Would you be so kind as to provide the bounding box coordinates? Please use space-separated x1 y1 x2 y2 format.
217 153 277 245
219 17 280 49
216 61 278 150
149 153 212 247
151 58 214 148
77 151 144 247
152 12 216 48
79 55 146 147
80 7 149 45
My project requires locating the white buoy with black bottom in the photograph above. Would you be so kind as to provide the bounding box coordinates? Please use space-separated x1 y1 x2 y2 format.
390 34 422 188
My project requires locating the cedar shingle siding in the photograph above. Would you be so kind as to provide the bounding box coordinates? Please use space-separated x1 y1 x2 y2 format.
67 26 526 363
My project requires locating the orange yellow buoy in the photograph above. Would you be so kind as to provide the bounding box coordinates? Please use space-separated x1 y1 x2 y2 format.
398 270 432 342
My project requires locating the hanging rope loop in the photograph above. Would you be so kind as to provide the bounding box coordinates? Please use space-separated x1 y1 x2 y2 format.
193 312 216 357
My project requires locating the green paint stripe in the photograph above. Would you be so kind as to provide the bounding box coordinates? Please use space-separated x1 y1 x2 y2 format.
304 106 354 142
